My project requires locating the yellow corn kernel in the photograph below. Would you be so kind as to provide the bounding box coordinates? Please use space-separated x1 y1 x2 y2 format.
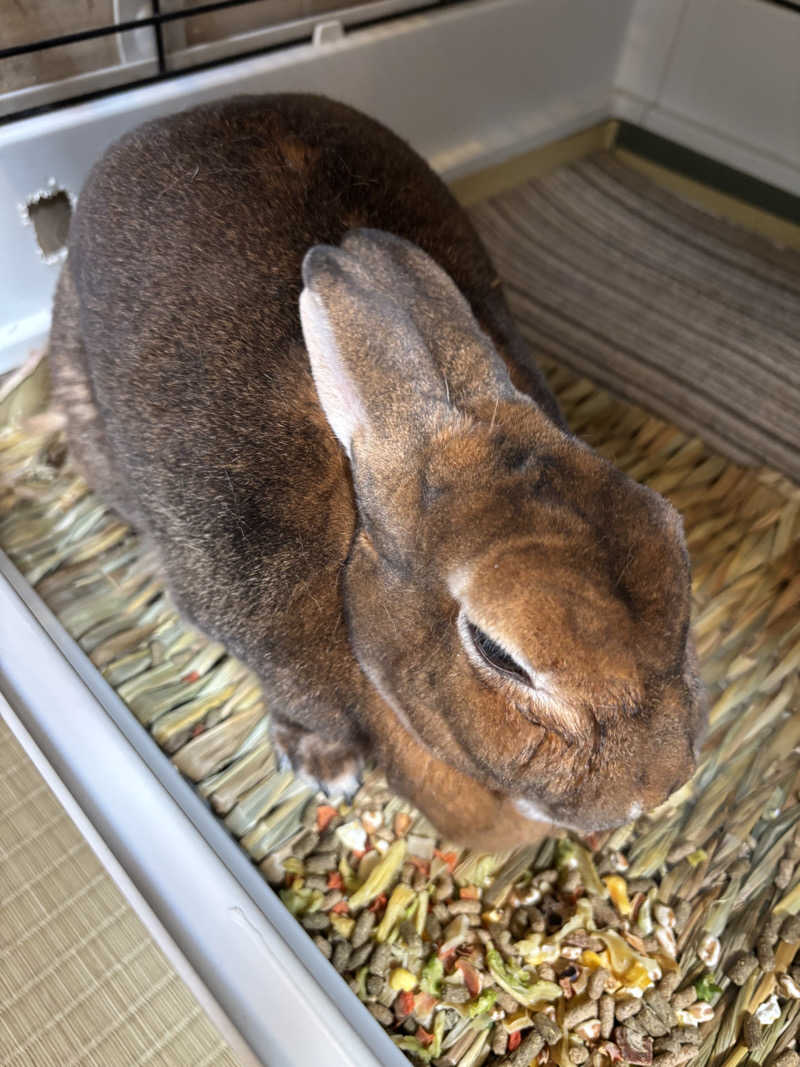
623 961 653 991
389 968 418 992
330 914 355 939
604 875 632 917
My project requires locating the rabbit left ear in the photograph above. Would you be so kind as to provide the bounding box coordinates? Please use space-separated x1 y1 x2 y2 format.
299 243 450 459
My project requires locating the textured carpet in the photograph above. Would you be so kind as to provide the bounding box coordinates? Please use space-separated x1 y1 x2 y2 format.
470 152 800 483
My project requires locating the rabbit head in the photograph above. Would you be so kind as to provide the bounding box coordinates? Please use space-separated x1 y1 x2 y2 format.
300 229 706 839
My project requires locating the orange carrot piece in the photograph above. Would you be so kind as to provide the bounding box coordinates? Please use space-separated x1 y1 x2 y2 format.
316 805 338 832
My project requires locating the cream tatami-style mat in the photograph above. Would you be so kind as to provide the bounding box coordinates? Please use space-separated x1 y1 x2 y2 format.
0 716 241 1067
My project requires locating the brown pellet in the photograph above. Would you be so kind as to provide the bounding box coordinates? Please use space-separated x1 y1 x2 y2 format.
569 1047 590 1065
305 851 338 874
499 1030 544 1067
673 900 692 932
774 1052 800 1067
764 912 784 943
322 889 343 911
654 1037 680 1055
565 999 601 1028
291 829 320 857
616 998 643 1021
348 942 372 969
397 919 417 942
562 869 582 894
367 1003 393 1026
369 942 391 975
538 963 557 983
627 879 657 895
406 933 424 957
657 972 681 998
445 986 471 1004
776 859 796 891
510 908 529 937
652 1051 697 1067
425 914 442 941
742 1015 762 1049
623 1014 648 1037
780 915 800 943
728 953 758 986
496 991 520 1013
377 984 397 1009
434 874 454 902
599 995 615 1039
638 1004 670 1038
528 906 547 933
433 902 450 922
757 937 776 972
671 988 697 1011
332 940 351 973
677 1028 702 1046
652 1055 676 1067
564 932 605 953
592 899 620 927
644 990 677 1028
533 1011 562 1044
365 974 384 998
304 874 329 892
588 967 610 1000
312 934 332 959
301 912 330 932
492 1027 509 1057
448 898 483 915
351 909 375 948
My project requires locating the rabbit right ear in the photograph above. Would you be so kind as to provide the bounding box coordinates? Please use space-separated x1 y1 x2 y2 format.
299 244 451 461
341 229 519 409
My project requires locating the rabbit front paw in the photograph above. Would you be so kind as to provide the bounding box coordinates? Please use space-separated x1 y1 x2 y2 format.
272 721 364 799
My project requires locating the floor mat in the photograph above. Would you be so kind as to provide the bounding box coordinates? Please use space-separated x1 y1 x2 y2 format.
470 152 800 482
0 718 241 1067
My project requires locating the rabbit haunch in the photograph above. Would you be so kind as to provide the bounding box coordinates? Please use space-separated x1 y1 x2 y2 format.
49 93 705 847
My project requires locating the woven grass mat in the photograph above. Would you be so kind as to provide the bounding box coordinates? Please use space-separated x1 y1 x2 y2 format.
470 152 800 483
0 716 240 1067
1 352 799 1067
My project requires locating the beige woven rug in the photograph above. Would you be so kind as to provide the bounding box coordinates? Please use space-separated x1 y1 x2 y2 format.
0 716 241 1067
470 152 800 482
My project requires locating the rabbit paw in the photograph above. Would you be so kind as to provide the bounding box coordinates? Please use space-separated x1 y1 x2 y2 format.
273 721 364 799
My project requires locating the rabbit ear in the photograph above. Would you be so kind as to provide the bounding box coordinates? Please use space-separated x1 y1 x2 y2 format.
300 243 450 459
340 229 518 407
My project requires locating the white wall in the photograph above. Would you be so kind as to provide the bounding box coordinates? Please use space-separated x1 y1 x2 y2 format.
3 0 800 375
615 0 800 196
0 0 634 373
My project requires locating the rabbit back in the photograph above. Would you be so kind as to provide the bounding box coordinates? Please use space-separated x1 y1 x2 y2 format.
51 93 555 748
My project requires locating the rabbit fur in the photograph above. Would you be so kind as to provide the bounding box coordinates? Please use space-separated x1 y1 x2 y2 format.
50 94 705 848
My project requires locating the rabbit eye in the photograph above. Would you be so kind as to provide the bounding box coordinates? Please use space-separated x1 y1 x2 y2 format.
467 622 532 686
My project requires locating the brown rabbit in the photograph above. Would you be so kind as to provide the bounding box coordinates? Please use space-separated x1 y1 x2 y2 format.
50 93 705 848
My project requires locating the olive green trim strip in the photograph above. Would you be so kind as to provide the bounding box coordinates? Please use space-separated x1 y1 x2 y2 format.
615 122 800 228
